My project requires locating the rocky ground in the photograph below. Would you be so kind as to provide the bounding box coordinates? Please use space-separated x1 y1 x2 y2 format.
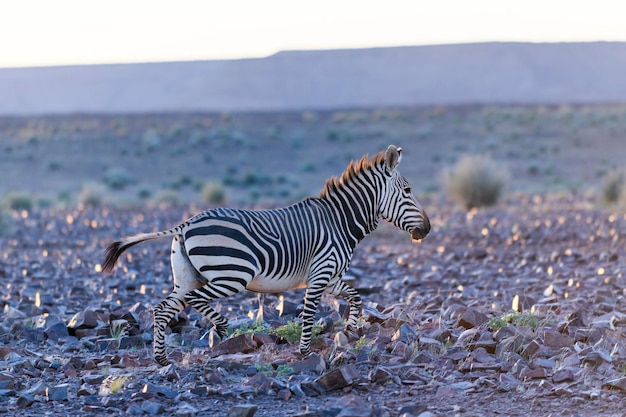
0 193 625 416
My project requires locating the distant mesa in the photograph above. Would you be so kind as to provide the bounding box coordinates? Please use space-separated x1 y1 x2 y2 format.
1 42 626 115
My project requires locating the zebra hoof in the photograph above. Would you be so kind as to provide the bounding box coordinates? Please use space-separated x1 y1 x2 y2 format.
299 347 312 357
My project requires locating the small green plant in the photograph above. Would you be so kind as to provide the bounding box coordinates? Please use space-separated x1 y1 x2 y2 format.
442 154 509 209
600 169 624 205
153 189 179 206
276 364 294 377
3 192 34 211
351 336 373 354
109 320 129 341
231 321 269 337
270 321 324 345
488 311 540 331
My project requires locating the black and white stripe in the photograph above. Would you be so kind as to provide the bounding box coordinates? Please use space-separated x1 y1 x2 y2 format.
103 145 430 365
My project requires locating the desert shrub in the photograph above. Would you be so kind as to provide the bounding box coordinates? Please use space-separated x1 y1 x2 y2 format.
103 166 135 190
137 187 152 200
600 169 624 205
78 182 105 208
153 189 179 206
0 207 13 236
200 181 226 204
442 154 508 209
3 192 34 211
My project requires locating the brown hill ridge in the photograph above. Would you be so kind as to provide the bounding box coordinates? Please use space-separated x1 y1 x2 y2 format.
2 42 626 115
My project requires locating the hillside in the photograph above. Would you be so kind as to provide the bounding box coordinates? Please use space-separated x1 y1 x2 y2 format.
2 42 626 115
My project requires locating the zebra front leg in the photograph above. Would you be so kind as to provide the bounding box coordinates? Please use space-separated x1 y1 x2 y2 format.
326 280 362 335
299 276 330 356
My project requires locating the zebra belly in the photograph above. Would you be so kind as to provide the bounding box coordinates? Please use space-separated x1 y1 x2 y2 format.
246 273 308 293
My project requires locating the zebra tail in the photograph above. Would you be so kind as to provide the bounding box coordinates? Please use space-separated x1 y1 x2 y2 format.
101 230 176 274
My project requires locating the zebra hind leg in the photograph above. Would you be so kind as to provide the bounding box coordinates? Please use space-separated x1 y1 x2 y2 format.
326 280 362 335
184 277 248 340
152 235 203 366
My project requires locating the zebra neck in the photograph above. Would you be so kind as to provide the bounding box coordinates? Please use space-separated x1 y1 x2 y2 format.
320 185 379 248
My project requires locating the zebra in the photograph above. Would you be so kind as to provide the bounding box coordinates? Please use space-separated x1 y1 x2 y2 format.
102 145 430 366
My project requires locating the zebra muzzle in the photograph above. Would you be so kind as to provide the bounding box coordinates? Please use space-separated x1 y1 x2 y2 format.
410 215 431 241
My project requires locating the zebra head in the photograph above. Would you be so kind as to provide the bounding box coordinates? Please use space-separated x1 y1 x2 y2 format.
378 145 431 241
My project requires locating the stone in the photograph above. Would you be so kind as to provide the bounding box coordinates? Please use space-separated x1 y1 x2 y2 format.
141 382 178 399
16 393 34 408
603 377 626 392
326 394 372 417
176 402 200 417
334 331 350 348
543 331 574 348
226 404 258 417
458 308 489 329
315 364 360 391
44 322 69 341
290 353 326 374
399 405 428 417
141 400 165 415
392 323 419 343
211 334 257 356
511 294 536 312
67 309 100 331
369 367 393 384
46 384 69 401
552 368 575 383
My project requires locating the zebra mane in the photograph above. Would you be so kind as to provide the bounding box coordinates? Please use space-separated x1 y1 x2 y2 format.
319 151 386 198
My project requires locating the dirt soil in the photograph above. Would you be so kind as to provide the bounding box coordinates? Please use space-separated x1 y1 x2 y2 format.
0 192 624 416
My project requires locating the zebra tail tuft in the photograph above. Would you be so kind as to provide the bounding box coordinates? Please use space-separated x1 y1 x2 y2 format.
102 240 128 274
101 233 153 274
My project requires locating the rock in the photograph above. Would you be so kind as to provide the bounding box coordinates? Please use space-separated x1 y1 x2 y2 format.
141 382 178 399
211 334 257 356
398 405 428 417
67 309 100 331
552 368 575 383
603 377 626 392
392 323 418 343
226 404 258 417
369 367 394 384
277 388 292 400
0 373 15 389
291 353 326 374
511 294 536 312
141 400 165 415
16 393 34 408
176 402 200 417
458 308 489 329
44 322 69 341
334 331 350 348
315 364 360 391
46 384 69 401
325 394 372 417
543 331 574 348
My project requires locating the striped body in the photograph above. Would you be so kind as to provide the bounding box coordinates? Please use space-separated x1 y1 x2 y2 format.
103 145 431 365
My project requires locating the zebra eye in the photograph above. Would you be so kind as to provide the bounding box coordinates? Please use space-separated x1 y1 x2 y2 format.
403 186 412 194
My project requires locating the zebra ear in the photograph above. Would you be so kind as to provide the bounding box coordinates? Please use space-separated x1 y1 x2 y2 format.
385 145 402 172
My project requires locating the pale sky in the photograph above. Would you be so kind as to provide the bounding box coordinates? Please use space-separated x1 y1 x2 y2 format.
1 0 625 68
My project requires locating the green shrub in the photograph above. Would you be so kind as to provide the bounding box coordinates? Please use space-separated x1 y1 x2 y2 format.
0 207 13 236
442 154 508 209
600 169 624 205
3 192 34 211
103 166 135 190
200 181 226 204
